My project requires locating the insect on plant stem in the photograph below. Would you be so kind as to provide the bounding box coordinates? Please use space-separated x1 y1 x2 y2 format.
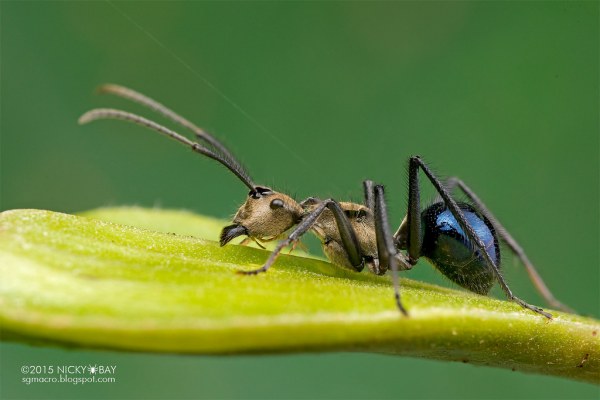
80 84 574 319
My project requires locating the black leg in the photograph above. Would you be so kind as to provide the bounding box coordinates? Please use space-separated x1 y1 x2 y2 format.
363 180 375 210
373 185 409 315
409 156 552 319
444 177 573 313
237 198 363 275
406 157 422 265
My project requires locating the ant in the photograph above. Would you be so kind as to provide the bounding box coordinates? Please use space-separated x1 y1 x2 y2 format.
79 84 573 319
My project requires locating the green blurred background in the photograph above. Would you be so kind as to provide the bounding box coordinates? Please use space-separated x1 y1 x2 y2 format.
1 2 598 399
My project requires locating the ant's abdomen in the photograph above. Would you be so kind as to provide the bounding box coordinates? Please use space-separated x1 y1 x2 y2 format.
420 202 500 295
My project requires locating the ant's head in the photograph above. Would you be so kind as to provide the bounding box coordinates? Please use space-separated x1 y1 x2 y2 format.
220 186 303 246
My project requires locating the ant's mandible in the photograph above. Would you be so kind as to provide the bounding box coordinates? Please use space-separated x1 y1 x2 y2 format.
79 84 573 319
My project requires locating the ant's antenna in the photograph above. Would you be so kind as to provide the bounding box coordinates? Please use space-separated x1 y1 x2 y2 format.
97 84 239 163
78 108 256 191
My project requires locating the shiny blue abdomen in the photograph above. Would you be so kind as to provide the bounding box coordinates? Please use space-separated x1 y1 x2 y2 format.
420 202 500 294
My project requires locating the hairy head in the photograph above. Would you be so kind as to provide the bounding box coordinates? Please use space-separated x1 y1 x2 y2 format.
220 187 303 245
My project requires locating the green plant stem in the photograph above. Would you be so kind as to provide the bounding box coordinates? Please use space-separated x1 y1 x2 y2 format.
0 208 598 384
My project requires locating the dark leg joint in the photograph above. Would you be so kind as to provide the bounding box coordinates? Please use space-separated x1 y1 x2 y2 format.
354 258 366 273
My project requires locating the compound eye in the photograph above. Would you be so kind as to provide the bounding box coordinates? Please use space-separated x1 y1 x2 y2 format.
270 199 284 210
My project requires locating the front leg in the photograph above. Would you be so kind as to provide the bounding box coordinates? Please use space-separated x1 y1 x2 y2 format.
237 198 363 275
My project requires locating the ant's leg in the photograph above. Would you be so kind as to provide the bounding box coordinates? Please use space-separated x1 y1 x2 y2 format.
409 156 552 319
372 185 409 315
237 199 363 275
405 156 422 265
363 180 375 210
444 177 573 313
